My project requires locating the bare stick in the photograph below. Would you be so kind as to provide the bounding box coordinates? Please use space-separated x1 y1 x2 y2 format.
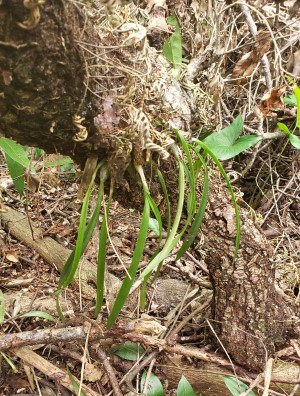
97 347 123 396
12 347 100 396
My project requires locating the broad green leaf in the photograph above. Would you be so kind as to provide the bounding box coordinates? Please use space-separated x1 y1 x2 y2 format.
20 310 55 321
204 133 261 160
177 375 196 396
283 94 297 107
163 16 182 70
277 122 291 134
0 138 30 168
67 367 88 396
203 115 261 160
223 376 256 396
0 290 5 323
149 218 160 236
288 133 300 149
294 85 300 128
204 115 243 145
111 342 145 361
5 154 25 197
140 370 164 396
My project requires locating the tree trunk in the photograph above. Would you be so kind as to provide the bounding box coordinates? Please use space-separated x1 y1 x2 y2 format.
0 0 298 371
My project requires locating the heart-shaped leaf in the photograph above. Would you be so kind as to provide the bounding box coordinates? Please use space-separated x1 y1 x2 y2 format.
203 115 261 160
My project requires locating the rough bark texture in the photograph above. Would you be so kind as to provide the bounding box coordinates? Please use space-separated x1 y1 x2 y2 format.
0 0 101 167
199 177 296 369
0 0 298 372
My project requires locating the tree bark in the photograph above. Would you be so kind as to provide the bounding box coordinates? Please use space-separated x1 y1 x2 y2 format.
0 0 298 371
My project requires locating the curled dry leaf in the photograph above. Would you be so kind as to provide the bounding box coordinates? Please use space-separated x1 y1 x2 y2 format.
83 362 103 382
208 72 224 107
231 30 271 81
6 251 19 263
259 86 286 118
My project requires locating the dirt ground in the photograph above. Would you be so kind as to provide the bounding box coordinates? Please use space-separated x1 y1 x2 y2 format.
0 138 299 396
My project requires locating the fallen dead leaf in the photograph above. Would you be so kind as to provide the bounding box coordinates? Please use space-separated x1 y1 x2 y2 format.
83 362 103 382
6 251 19 263
259 86 286 118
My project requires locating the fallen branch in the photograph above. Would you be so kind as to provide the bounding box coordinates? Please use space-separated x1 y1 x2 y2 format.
12 347 100 396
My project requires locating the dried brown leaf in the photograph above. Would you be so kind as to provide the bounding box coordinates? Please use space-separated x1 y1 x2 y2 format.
259 86 286 118
232 30 271 81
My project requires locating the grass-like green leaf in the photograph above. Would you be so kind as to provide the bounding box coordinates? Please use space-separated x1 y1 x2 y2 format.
20 310 55 321
139 161 185 279
176 152 209 260
294 85 300 129
194 139 241 260
67 367 88 396
163 16 182 71
177 375 196 396
140 370 164 396
43 157 74 167
95 192 111 319
157 170 171 235
0 290 5 324
203 115 262 160
56 162 105 294
140 189 165 302
5 154 25 197
223 376 256 396
0 138 30 168
176 130 196 220
1 352 18 373
106 187 150 329
111 342 145 361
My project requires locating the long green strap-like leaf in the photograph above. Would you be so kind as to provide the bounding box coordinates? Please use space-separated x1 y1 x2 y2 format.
294 85 300 129
194 139 241 260
139 189 164 309
157 169 171 234
95 193 111 318
139 161 185 279
176 152 209 260
176 130 196 218
106 188 150 329
56 162 105 293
